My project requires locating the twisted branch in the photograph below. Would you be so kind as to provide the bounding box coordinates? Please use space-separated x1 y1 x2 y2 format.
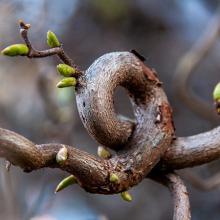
0 51 175 194
2 20 220 219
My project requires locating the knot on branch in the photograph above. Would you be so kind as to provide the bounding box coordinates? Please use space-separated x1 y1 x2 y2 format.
74 51 175 193
1 20 176 195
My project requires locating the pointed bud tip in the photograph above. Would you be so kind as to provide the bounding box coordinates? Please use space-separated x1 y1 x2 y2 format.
47 30 61 48
110 173 119 183
55 175 77 193
97 146 111 159
56 77 77 88
57 64 76 77
121 191 132 202
213 82 220 101
1 44 29 56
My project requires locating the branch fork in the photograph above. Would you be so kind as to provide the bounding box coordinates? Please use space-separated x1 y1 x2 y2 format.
1 20 220 220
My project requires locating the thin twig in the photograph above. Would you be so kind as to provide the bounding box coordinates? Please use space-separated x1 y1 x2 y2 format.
19 20 79 71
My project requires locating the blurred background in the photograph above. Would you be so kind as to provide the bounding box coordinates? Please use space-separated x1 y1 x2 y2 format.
0 0 220 219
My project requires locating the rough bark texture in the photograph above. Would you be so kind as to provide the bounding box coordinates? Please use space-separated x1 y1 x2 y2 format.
163 126 220 169
0 52 175 194
152 173 191 220
75 52 174 193
1 50 220 219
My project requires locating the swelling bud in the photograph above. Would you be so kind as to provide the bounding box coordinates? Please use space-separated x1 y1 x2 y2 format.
57 77 77 88
121 191 132 202
47 30 61 48
1 44 29 56
97 146 111 159
109 173 119 183
213 82 220 114
57 64 76 77
56 146 68 164
213 82 220 101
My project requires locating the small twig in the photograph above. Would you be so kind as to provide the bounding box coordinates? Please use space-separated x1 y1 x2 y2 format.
153 173 191 220
19 20 77 70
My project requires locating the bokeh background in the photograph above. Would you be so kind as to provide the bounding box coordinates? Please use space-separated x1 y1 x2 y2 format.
0 0 220 219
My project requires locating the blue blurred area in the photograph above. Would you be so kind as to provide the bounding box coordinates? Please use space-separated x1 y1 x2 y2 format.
13 0 78 32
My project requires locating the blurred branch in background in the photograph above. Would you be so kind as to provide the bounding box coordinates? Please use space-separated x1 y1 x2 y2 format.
173 5 220 194
23 172 51 220
0 165 18 219
36 59 76 145
173 6 220 124
181 170 220 191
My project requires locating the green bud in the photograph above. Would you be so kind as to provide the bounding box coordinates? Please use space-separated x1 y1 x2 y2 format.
56 146 68 164
57 64 76 77
97 146 111 159
121 191 132 202
55 175 77 193
109 173 119 183
47 30 61 48
56 77 77 88
213 82 220 115
1 44 29 56
213 82 220 101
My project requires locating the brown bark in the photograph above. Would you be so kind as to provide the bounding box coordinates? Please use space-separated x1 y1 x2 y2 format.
163 126 220 169
2 20 220 219
0 51 176 194
1 51 220 194
152 173 191 220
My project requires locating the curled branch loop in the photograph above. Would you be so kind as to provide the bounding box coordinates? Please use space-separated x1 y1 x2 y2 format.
2 20 220 219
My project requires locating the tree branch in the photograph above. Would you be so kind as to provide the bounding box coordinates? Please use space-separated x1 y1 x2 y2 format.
2 20 220 219
153 173 191 220
19 20 77 70
1 47 220 194
1 124 220 194
163 126 220 169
